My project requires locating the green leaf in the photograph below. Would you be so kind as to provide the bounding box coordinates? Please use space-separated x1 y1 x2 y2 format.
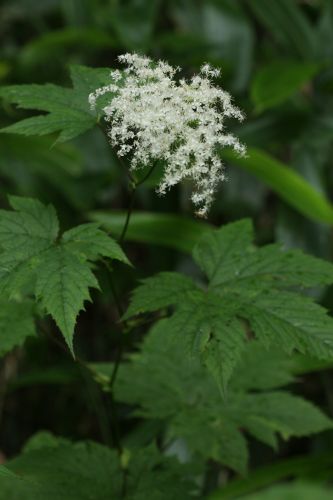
0 196 58 258
35 246 99 355
242 291 333 358
0 196 59 296
0 196 129 354
209 452 333 499
230 391 332 441
20 28 116 67
222 148 333 225
245 0 316 59
114 320 332 474
242 482 333 500
125 274 246 391
0 299 35 356
251 61 320 112
62 222 130 265
0 65 111 143
231 342 295 392
88 210 211 253
0 438 196 500
125 219 333 388
192 218 254 286
22 432 71 453
124 272 196 319
0 441 121 500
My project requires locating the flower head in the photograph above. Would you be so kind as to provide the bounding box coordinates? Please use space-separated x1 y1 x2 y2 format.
89 53 245 217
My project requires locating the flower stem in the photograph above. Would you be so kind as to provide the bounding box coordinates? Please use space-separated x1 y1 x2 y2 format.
119 161 158 245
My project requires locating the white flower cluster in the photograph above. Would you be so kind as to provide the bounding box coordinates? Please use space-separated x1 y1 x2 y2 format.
89 53 245 217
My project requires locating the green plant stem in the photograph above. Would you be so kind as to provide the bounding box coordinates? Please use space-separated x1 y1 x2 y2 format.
119 161 158 245
119 187 136 245
103 159 159 457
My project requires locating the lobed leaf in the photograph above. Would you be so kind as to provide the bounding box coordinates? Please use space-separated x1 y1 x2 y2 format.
35 246 99 355
0 437 196 500
62 222 130 265
0 66 111 143
114 320 332 474
126 219 333 389
0 196 129 355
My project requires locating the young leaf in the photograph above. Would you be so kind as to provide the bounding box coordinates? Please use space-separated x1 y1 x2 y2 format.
125 219 333 389
0 66 111 143
0 196 129 354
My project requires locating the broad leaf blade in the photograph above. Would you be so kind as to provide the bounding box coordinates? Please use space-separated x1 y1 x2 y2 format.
0 66 111 143
222 148 333 225
62 223 130 265
35 246 99 354
88 210 211 254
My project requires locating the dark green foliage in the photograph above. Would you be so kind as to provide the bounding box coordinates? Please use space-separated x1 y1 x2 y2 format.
0 196 129 353
112 320 332 474
0 436 197 500
1 1 333 498
0 66 111 143
126 219 333 389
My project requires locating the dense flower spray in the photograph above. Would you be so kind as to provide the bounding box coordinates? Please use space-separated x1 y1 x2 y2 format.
89 53 245 217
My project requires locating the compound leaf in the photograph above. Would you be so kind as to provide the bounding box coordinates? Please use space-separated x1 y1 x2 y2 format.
0 66 111 143
0 196 129 354
62 223 130 265
35 246 99 355
126 219 333 389
114 320 332 474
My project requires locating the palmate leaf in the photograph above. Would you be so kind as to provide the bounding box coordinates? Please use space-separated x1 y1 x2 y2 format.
62 223 131 265
0 65 111 143
0 196 59 296
0 196 129 355
35 247 99 354
114 321 332 475
0 437 197 500
125 219 333 389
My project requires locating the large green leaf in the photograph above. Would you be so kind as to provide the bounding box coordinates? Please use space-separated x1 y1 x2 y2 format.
0 196 129 354
222 148 333 224
89 210 211 253
0 438 196 500
126 219 333 389
0 65 111 143
209 452 333 499
114 320 332 474
251 61 320 112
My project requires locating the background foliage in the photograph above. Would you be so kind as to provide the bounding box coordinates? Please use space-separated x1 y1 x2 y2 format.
0 0 333 498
